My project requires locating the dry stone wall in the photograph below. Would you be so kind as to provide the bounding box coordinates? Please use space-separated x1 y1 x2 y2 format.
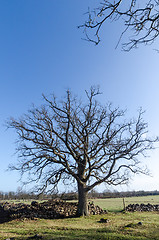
126 203 159 212
0 200 107 223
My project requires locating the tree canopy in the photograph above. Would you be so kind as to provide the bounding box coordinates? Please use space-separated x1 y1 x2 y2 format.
80 0 159 51
8 87 158 215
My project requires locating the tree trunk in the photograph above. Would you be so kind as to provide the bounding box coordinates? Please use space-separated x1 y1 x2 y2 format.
77 182 89 216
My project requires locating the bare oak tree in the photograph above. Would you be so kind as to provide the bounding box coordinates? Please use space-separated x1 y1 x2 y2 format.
8 87 158 216
79 0 159 51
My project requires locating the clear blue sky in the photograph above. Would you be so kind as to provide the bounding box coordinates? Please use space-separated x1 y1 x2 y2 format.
0 0 159 193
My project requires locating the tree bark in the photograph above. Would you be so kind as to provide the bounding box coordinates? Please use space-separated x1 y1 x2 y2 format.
77 182 89 216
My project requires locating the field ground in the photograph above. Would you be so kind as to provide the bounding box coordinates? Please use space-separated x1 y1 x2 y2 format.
93 195 159 212
0 196 159 240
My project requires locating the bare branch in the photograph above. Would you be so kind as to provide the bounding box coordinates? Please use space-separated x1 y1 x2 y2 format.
79 0 159 51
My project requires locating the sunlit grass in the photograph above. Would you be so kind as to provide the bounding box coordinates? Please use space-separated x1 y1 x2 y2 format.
0 196 159 239
0 211 159 239
92 195 159 212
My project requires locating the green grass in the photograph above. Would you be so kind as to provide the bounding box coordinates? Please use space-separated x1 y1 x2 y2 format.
0 212 159 239
0 196 159 239
0 199 42 205
92 195 159 212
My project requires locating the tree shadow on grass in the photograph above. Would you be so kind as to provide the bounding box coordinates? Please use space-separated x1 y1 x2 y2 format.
15 228 148 240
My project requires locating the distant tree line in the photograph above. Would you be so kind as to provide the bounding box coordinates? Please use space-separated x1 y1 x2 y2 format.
0 190 159 201
94 190 159 199
0 191 50 201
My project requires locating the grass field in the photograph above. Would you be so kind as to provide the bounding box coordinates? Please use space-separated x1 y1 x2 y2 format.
0 196 159 240
92 195 159 212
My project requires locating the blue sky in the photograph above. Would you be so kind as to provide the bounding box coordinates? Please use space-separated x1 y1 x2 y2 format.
0 0 159 193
